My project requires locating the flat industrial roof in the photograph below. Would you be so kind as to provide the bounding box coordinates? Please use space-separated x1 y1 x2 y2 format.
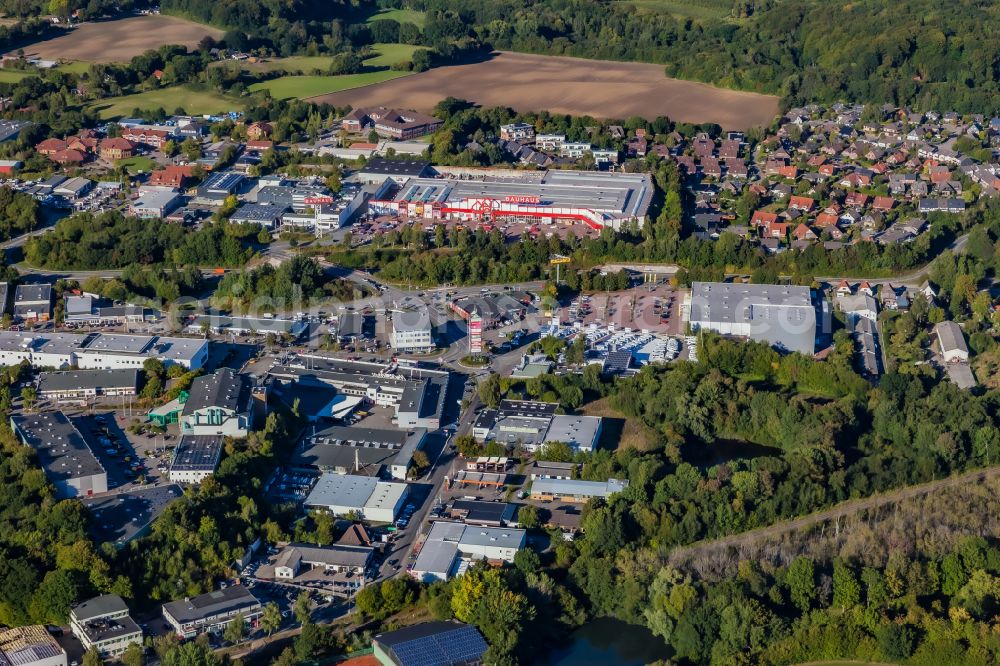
304 473 378 508
38 368 139 393
412 538 459 578
80 333 154 354
162 585 259 624
10 412 104 482
531 477 628 498
689 281 816 354
71 594 129 623
169 435 223 472
82 484 183 545
545 414 602 449
363 480 408 513
391 170 653 220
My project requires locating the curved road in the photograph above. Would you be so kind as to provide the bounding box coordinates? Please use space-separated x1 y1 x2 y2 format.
669 465 1000 562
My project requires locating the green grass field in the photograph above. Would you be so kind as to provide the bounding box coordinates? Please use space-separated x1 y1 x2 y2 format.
116 156 157 173
218 43 419 76
0 61 90 82
89 85 239 119
364 43 421 67
248 69 411 100
55 61 93 75
0 69 30 83
365 7 426 27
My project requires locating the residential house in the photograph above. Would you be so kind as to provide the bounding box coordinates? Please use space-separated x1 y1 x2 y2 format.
872 196 896 211
246 122 273 140
789 195 815 211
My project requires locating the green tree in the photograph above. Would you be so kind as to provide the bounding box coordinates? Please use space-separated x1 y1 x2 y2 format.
82 647 101 666
294 622 320 660
478 373 502 408
293 590 312 624
832 559 860 610
223 611 246 643
260 602 281 636
122 642 144 666
786 556 817 612
517 504 539 530
20 386 37 411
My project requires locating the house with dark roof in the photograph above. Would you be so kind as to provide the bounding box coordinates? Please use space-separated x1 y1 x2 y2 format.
181 368 253 438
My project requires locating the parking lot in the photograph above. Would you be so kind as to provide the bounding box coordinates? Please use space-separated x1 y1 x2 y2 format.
67 411 175 491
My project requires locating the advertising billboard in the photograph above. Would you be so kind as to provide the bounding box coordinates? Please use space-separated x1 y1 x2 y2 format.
469 313 483 355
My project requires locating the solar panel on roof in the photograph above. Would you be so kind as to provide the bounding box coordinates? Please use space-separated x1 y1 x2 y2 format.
388 626 488 666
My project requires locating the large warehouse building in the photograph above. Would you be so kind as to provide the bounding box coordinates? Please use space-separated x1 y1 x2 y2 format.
304 473 409 523
686 282 817 355
10 411 107 498
368 170 654 231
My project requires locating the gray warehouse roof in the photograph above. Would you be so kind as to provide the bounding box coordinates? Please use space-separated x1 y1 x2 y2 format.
689 281 816 354
531 477 628 498
183 368 251 414
38 368 139 394
10 411 105 482
934 320 968 354
162 585 260 624
304 473 378 508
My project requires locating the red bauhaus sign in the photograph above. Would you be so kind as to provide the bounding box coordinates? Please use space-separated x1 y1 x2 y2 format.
304 196 334 205
504 195 540 204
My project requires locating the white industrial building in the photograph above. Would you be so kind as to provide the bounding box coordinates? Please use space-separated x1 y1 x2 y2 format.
686 282 817 355
303 473 409 523
472 400 602 453
367 170 654 231
162 586 261 640
0 331 208 370
10 411 107 499
411 521 526 583
273 543 373 579
390 308 434 352
37 369 140 401
269 356 449 429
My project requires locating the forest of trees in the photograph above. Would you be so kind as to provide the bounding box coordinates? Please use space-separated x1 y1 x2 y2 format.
0 364 131 627
421 0 1000 113
0 186 41 243
462 334 1000 663
23 211 258 271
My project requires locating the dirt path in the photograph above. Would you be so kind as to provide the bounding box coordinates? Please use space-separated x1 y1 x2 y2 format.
670 466 1000 562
